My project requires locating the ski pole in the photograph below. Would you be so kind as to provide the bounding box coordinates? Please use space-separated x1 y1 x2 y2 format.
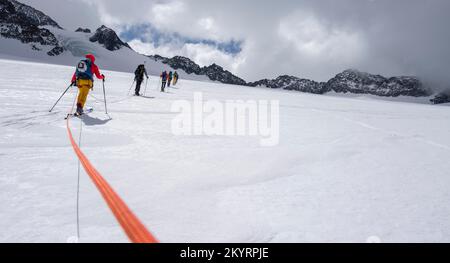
144 77 149 96
49 83 73 112
128 79 135 96
102 78 108 114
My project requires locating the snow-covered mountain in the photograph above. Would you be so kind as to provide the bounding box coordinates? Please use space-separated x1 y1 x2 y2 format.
153 55 434 99
326 69 430 97
0 0 442 101
1 0 450 243
89 25 131 51
6 0 61 28
75 27 91 34
1 58 450 242
0 0 64 56
0 0 211 82
250 70 431 98
248 75 328 94
431 90 450 104
149 55 247 86
151 53 433 99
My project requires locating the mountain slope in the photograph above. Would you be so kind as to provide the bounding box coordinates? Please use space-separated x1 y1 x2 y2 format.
326 69 429 97
250 70 430 98
150 55 247 86
4 0 61 28
0 0 64 56
431 90 450 104
0 0 439 99
154 54 432 98
248 75 328 94
0 0 210 82
1 58 450 242
89 25 131 51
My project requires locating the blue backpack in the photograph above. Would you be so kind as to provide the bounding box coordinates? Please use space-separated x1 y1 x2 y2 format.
75 59 93 80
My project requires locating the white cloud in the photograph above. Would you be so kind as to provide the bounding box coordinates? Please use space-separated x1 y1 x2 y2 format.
198 17 215 31
181 43 245 72
151 1 186 29
278 11 366 63
128 39 176 58
128 39 246 75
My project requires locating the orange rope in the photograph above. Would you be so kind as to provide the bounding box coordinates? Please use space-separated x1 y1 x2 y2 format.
66 107 158 243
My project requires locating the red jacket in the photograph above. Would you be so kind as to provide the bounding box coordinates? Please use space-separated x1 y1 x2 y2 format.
71 54 104 83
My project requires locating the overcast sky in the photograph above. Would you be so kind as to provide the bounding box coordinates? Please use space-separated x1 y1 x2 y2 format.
20 0 450 87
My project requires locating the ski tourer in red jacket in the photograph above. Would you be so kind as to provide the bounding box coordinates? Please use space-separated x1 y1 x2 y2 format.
71 54 104 83
71 54 105 115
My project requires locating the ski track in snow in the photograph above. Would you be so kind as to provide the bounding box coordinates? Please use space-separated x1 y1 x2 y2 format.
1 58 450 243
309 108 450 152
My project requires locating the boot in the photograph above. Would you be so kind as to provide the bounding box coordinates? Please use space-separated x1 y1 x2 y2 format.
76 103 83 116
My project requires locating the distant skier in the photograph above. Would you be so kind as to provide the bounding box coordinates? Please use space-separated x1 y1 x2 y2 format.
134 64 149 96
160 71 168 92
173 71 179 86
71 54 105 116
167 71 173 87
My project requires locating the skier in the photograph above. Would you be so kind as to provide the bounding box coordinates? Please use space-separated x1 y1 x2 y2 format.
173 71 179 86
168 71 173 87
160 71 168 92
134 64 149 96
71 54 105 116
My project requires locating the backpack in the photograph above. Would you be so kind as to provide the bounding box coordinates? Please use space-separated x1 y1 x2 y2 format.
75 59 93 80
135 65 146 79
161 72 167 81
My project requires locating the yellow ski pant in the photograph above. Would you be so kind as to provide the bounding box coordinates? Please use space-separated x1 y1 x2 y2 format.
76 79 93 108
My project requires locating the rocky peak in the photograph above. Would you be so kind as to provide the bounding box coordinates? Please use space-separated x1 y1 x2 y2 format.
327 69 386 94
5 0 62 28
75 27 91 33
430 89 450 104
379 76 428 97
162 56 202 74
249 75 328 94
0 0 64 56
153 55 247 86
89 25 131 51
326 69 430 97
200 63 247 86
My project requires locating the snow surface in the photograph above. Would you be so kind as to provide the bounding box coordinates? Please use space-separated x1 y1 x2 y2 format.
1 58 450 243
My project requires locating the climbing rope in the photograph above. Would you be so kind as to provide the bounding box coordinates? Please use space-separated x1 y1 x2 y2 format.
66 91 158 243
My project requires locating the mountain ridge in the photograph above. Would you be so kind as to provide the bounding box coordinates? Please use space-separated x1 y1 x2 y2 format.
0 0 444 102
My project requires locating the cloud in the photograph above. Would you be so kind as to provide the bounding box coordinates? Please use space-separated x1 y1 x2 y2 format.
278 12 366 60
128 39 177 58
151 1 186 30
181 43 246 71
128 39 246 73
120 23 242 54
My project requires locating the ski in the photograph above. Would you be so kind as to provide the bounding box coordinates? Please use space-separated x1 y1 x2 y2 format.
64 108 93 119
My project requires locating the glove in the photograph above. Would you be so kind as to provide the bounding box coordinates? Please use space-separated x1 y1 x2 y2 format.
71 81 77 87
102 74 105 82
